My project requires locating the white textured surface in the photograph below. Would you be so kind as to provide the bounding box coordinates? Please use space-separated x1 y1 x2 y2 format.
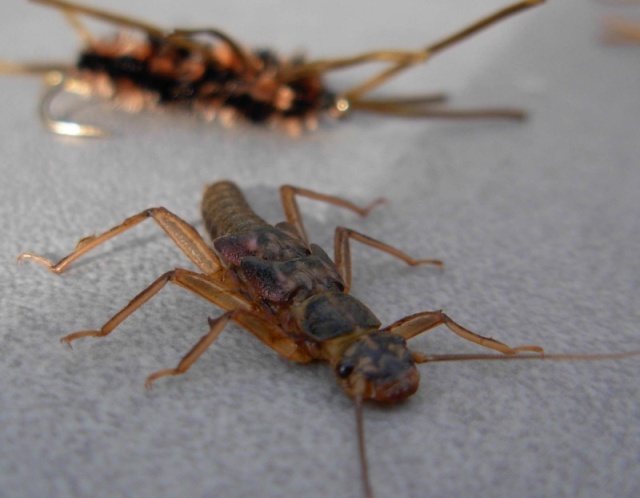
1 1 639 498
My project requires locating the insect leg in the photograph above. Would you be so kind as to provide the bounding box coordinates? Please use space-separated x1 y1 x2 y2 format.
33 1 248 66
333 227 443 293
144 312 232 388
59 268 197 345
283 0 542 84
18 207 221 275
384 310 543 354
31 0 165 38
170 271 309 363
145 306 311 388
56 266 307 378
342 0 544 102
60 8 96 46
279 185 385 245
282 0 539 119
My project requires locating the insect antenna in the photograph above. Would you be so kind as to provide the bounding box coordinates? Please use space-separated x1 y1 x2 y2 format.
413 349 640 364
284 0 543 119
33 0 252 63
354 393 374 498
345 0 544 104
31 0 165 38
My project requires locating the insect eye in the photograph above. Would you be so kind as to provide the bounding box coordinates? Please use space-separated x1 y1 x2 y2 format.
336 362 355 378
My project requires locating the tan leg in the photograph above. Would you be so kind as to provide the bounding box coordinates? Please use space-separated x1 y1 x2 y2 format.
62 9 96 46
384 310 543 355
342 0 544 101
54 266 307 385
60 269 183 345
31 0 234 59
281 0 539 120
59 267 247 344
18 207 221 275
283 0 543 91
32 0 165 38
145 307 312 388
145 313 232 388
279 185 385 245
170 271 308 361
333 227 443 293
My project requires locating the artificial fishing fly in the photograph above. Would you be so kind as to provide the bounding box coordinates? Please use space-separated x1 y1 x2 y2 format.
1 0 544 137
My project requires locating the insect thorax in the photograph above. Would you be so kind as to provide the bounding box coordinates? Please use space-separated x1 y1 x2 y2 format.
294 292 381 342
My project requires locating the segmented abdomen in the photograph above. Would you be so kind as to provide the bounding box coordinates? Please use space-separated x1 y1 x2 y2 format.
201 181 268 239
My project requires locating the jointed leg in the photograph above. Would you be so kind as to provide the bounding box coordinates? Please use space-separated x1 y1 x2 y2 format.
18 207 221 275
60 267 297 346
54 265 307 384
59 267 244 345
283 0 541 120
62 9 96 46
284 1 542 89
279 185 385 245
61 269 181 345
32 0 165 38
343 59 525 120
278 185 440 290
32 0 243 61
145 313 232 388
145 306 311 388
384 310 543 355
343 0 543 101
334 227 442 292
171 271 307 361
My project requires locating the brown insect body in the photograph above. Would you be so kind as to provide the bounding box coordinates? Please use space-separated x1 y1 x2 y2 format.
2 0 546 136
23 180 578 497
17 181 640 497
203 182 418 403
